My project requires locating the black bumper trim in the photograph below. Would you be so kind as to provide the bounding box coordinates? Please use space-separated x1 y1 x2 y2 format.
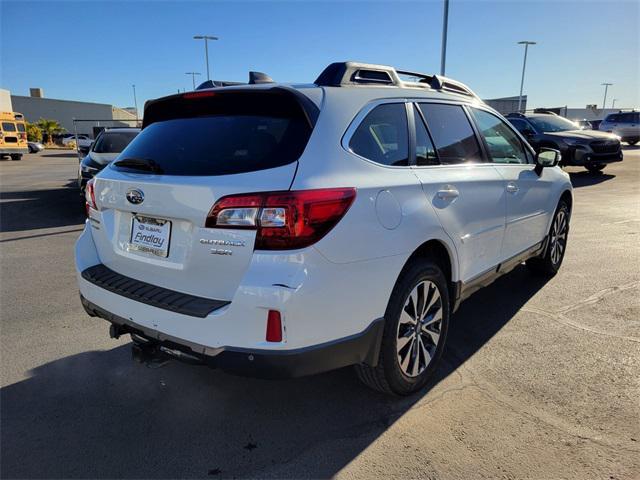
81 264 229 318
80 295 385 379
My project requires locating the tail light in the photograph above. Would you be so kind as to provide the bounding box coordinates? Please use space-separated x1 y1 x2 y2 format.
85 178 98 216
19 133 27 140
206 188 356 250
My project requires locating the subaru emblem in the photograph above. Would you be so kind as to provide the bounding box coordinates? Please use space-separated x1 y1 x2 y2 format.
126 188 144 205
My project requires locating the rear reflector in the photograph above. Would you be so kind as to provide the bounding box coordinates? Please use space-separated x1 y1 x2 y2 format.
206 188 356 250
266 310 283 342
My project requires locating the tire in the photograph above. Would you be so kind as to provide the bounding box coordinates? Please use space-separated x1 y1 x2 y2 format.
527 200 570 276
10 154 22 161
586 164 605 173
355 259 449 395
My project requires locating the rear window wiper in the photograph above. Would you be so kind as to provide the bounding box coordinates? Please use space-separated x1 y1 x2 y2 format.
113 157 164 174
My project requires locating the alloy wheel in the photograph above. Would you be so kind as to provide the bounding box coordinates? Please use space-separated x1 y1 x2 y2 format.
550 209 568 265
396 280 443 378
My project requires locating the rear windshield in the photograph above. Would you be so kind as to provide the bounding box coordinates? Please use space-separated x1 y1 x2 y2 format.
93 131 138 153
115 90 313 176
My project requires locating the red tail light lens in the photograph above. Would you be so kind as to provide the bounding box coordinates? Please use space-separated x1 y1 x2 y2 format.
85 178 97 216
206 188 356 250
266 310 283 342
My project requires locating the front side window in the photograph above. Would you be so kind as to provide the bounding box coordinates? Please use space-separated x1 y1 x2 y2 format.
508 118 534 134
471 108 529 164
418 103 482 164
349 103 409 166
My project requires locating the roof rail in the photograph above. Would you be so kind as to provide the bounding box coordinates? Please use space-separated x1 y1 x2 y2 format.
314 61 479 99
533 109 559 116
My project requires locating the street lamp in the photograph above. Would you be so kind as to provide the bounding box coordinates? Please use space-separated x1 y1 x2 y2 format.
612 98 618 109
185 72 202 90
440 0 449 76
601 83 613 111
132 84 138 122
517 41 536 113
193 35 219 81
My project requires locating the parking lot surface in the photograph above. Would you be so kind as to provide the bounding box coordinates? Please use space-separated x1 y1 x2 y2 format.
1 149 639 479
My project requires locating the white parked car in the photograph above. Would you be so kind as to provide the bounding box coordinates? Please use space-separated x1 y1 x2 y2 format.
61 133 91 146
76 62 573 395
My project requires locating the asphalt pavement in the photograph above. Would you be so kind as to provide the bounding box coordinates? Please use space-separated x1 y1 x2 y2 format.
1 148 639 479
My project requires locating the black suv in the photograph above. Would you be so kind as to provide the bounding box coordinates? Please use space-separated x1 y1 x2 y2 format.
507 112 622 173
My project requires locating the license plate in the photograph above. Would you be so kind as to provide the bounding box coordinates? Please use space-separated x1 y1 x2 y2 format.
129 215 171 258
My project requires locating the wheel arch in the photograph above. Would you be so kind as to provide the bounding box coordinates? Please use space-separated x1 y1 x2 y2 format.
398 238 458 311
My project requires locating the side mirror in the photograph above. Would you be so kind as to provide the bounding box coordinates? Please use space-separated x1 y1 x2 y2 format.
535 147 560 175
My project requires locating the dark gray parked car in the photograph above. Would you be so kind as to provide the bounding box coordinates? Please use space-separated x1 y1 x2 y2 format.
507 112 622 173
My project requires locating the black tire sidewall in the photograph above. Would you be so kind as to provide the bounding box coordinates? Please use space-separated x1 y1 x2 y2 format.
545 201 570 273
380 260 450 395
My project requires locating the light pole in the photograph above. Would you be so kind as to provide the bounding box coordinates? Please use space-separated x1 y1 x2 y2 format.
185 72 202 90
132 84 138 122
193 35 219 81
440 0 449 76
601 83 613 111
517 41 536 113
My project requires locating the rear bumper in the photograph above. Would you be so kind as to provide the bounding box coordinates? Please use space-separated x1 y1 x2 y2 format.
0 147 28 155
80 295 384 378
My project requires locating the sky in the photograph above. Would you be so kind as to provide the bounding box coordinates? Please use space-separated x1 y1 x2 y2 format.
1 0 638 111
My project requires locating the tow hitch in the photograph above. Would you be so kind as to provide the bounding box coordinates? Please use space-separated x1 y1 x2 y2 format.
130 333 203 368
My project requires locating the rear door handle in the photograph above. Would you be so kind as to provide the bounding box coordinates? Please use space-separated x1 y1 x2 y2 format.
506 182 519 194
436 186 460 199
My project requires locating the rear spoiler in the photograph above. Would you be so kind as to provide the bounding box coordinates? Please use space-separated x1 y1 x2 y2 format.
142 86 320 130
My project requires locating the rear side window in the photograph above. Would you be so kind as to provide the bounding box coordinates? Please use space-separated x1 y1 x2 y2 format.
2 122 16 132
418 103 482 164
618 112 639 123
349 103 409 166
117 91 313 176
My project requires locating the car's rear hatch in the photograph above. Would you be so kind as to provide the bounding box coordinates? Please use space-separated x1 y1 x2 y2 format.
89 87 318 301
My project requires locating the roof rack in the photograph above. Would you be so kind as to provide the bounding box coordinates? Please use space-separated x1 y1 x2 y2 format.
314 61 479 99
532 109 559 116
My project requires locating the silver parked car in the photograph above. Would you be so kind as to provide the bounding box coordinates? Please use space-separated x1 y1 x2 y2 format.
599 111 639 145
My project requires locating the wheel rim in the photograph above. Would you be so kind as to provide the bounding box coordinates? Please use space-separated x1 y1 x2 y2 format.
396 280 443 378
549 209 568 266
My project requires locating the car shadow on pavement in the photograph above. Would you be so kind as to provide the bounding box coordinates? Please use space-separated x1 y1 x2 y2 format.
0 181 85 233
39 152 78 158
0 266 549 479
568 171 615 188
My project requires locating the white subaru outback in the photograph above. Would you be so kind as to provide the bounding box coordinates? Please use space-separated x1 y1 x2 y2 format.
76 62 572 395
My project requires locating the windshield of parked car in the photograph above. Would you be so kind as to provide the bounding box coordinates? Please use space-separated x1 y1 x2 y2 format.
92 131 138 153
527 116 580 133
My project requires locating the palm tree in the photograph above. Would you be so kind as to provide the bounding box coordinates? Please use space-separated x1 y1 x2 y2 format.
36 118 65 145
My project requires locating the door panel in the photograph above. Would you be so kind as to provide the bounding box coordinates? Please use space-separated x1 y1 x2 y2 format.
493 165 553 259
413 165 506 282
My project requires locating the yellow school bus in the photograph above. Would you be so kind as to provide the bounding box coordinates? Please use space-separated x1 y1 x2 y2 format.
0 111 28 160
